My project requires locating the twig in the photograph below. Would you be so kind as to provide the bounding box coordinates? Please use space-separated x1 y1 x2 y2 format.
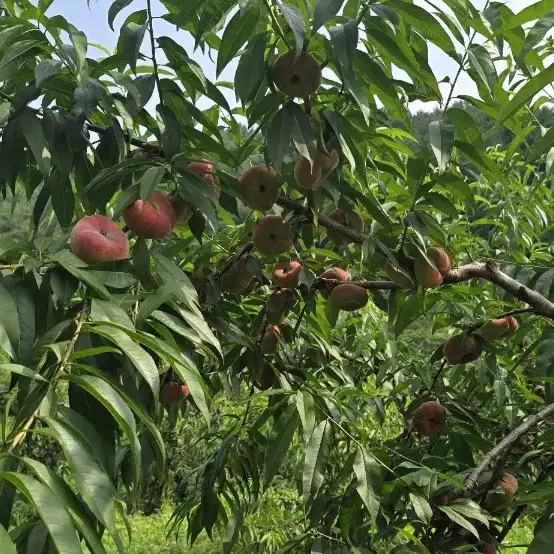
264 0 290 48
428 360 447 392
9 303 88 451
465 402 554 491
215 242 254 279
146 0 163 105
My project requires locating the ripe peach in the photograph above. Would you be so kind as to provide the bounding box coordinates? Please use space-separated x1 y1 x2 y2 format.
328 283 368 311
535 384 545 397
485 473 518 510
316 149 339 171
318 267 350 299
326 209 364 245
160 382 189 405
220 257 254 294
413 401 446 436
273 51 322 98
267 289 297 314
239 166 280 211
414 247 451 288
443 334 483 365
261 326 280 355
267 310 287 325
294 156 323 190
479 316 519 342
435 491 459 506
482 544 496 554
385 262 415 288
189 157 220 198
70 215 129 264
123 191 176 239
272 260 303 288
252 215 294 256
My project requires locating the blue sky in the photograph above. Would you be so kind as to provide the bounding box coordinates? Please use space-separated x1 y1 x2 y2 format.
50 0 534 113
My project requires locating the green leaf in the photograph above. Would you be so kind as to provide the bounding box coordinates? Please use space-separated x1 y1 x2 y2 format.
266 106 291 173
222 506 244 554
63 374 141 496
438 506 479 539
20 457 107 554
120 21 147 72
303 420 331 503
536 326 554 404
428 120 454 172
330 20 371 124
140 165 166 200
156 104 181 158
279 3 305 56
409 493 433 525
235 33 268 105
0 40 43 73
71 362 165 474
85 158 153 193
89 324 160 399
0 523 15 554
518 11 554 63
313 0 344 31
74 86 98 116
109 0 135 30
35 59 62 87
69 27 87 74
385 0 457 58
263 403 299 485
0 472 81 554
453 140 501 181
353 447 381 522
499 0 554 31
136 281 184 326
153 253 199 309
90 298 134 329
0 364 46 381
445 107 484 151
217 3 260 76
493 63 554 128
0 281 19 356
296 390 316 443
287 102 317 163
17 110 51 175
529 518 554 554
468 45 497 94
47 251 111 300
49 168 75 229
45 417 125 553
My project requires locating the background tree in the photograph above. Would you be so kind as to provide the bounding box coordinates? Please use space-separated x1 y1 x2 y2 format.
1 0 554 553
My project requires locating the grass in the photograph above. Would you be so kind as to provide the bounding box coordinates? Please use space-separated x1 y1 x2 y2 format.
103 505 222 554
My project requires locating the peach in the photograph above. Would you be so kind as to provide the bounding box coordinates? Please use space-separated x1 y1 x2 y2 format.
189 157 220 198
294 157 323 190
273 51 322 98
70 215 129 264
267 289 297 314
252 215 294 256
443 334 483 365
160 382 189 405
535 384 545 397
326 209 364 245
328 283 368 311
272 260 303 288
414 247 451 288
482 544 496 554
220 257 254 294
239 166 280 211
413 401 446 436
261 326 280 355
478 316 519 342
318 267 350 299
123 191 176 238
257 364 275 390
485 473 518 510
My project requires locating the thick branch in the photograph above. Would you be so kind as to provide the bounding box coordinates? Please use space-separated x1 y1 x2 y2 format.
444 262 554 319
465 402 554 491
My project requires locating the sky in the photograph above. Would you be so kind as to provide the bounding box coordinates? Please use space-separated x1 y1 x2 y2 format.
48 0 535 113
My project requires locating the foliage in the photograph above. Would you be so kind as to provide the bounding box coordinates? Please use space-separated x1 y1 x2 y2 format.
2 0 554 553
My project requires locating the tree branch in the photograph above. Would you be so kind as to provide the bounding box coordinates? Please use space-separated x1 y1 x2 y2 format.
146 0 163 105
465 402 554 491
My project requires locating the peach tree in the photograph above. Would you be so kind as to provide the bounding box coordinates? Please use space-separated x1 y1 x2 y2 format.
1 0 554 552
